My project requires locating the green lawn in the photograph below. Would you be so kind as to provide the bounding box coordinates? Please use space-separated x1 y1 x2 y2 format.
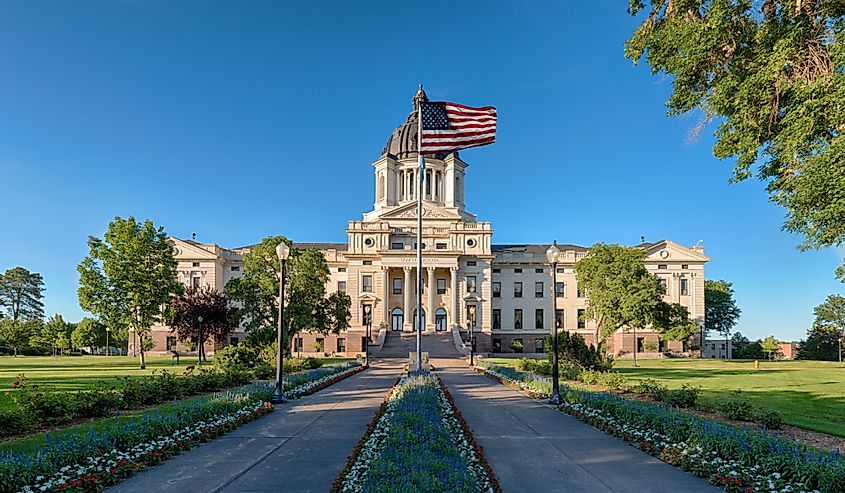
0 355 207 411
483 356 845 437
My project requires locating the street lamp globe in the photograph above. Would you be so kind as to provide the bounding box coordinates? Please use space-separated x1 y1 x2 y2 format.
546 240 560 265
276 242 291 261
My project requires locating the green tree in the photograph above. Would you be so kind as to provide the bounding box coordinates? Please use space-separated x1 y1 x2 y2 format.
654 302 699 350
798 294 845 360
798 323 841 360
626 1 845 281
71 317 106 350
78 216 182 369
761 335 781 361
34 314 73 354
0 318 40 356
0 267 45 322
731 332 751 358
704 280 741 358
169 286 235 363
226 236 352 353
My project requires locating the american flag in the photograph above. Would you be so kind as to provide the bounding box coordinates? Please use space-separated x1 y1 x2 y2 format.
419 101 497 154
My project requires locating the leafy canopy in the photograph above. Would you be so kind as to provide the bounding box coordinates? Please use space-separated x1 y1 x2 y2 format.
760 334 782 359
627 0 845 281
169 286 236 346
704 279 742 340
71 317 106 349
0 267 45 322
226 235 351 349
78 216 182 368
798 293 845 360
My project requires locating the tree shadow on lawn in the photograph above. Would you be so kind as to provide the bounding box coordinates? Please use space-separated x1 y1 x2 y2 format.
614 367 793 379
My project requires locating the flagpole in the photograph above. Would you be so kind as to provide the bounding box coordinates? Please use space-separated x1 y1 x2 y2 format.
416 98 424 373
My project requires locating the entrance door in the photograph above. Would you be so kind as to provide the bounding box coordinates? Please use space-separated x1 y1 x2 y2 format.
435 309 447 331
391 308 403 331
414 309 426 330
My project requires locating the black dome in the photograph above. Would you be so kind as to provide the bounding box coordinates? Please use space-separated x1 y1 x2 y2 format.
380 85 454 160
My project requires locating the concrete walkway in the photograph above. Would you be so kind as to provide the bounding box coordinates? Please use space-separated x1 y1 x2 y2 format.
108 363 400 493
435 360 720 493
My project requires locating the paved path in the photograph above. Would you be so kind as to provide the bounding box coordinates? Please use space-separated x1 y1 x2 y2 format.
435 360 720 493
108 363 400 493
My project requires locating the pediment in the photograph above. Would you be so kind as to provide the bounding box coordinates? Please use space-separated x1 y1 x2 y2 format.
169 238 223 260
643 240 709 263
376 202 462 220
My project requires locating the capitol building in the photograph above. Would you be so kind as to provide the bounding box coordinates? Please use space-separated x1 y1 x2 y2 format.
139 89 709 358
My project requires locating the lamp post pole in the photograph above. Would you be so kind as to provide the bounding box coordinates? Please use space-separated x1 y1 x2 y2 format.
468 317 475 366
197 315 204 365
839 337 842 363
105 327 110 357
364 304 372 367
272 242 291 404
546 241 561 405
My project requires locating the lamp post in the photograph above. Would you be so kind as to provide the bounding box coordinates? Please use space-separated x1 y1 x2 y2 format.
363 304 372 367
197 315 204 365
839 336 842 363
467 318 475 366
545 241 561 405
105 327 110 356
271 242 291 404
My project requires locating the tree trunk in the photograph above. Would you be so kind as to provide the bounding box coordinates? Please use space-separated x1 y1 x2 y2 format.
13 346 17 357
139 345 146 369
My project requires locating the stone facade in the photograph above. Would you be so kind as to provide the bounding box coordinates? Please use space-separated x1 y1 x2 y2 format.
137 92 709 358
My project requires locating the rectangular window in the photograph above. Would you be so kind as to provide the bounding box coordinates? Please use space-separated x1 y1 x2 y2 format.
436 242 447 250
362 275 373 292
535 281 544 298
492 282 501 298
467 261 477 267
294 337 303 353
681 264 688 270
556 268 564 274
555 282 565 298
680 278 689 296
466 276 477 293
555 309 565 329
230 266 240 272
337 338 346 353
363 260 373 265
192 262 200 267
535 309 544 329
391 242 403 250
514 309 523 330
535 338 544 353
338 267 346 272
658 278 667 292
413 243 426 250
492 339 502 352
166 336 177 351
514 268 523 273
315 338 324 352
577 284 585 298
535 268 544 273
337 281 347 293
577 309 586 329
514 282 523 298
393 277 403 295
192 277 201 288
492 309 501 330
658 264 667 270
437 278 446 294
492 268 501 273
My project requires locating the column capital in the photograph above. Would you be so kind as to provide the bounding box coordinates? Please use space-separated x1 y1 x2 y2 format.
450 266 459 272
426 266 435 273
403 266 413 273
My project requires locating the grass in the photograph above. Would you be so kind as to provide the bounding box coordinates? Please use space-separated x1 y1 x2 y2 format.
0 355 352 411
483 356 845 437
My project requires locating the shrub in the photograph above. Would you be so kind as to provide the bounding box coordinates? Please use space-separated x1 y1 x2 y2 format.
74 389 122 417
545 331 613 372
642 340 658 352
214 344 259 371
578 370 630 391
0 409 27 437
717 391 755 421
510 340 523 353
253 363 275 380
754 408 784 430
558 360 582 380
284 357 323 373
9 375 76 426
664 384 700 408
516 358 552 375
634 378 668 401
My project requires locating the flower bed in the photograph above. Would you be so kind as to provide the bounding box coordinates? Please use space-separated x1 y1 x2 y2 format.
475 364 845 493
474 363 551 399
1 362 366 493
285 362 364 399
332 371 500 493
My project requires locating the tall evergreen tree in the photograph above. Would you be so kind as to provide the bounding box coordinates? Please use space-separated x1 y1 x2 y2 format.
0 267 45 322
704 280 741 358
78 216 182 369
799 294 845 360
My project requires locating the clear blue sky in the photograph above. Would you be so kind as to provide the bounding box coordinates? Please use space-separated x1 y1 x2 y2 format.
1 1 841 341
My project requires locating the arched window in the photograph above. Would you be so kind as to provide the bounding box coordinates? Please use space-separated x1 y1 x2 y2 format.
391 308 404 331
426 170 431 197
455 176 462 203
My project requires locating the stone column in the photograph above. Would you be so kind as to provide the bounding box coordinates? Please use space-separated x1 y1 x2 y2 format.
450 266 459 328
382 266 390 328
427 266 436 331
403 266 412 331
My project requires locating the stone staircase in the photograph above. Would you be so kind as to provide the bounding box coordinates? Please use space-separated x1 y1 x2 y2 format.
374 330 464 359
